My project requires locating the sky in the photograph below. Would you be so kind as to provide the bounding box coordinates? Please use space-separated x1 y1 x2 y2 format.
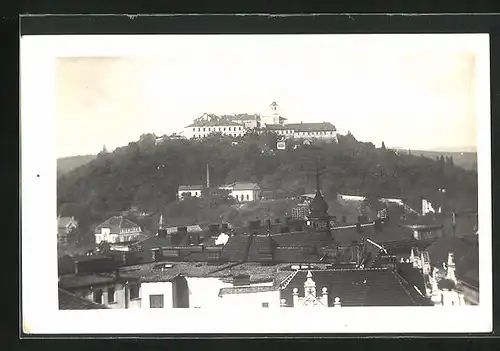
56 35 479 157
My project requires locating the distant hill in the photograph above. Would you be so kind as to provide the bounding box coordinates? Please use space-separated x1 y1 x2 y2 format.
57 154 97 175
412 150 476 171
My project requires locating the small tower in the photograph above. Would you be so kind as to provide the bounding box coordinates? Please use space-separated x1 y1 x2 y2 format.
304 270 317 298
446 252 457 284
292 271 329 307
307 160 331 235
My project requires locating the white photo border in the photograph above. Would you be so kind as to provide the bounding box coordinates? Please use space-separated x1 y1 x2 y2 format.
20 33 492 334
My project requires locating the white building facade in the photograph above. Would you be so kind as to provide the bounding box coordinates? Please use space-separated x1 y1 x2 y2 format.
178 185 203 199
219 182 261 202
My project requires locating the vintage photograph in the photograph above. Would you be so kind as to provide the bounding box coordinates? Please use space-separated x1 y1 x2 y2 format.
21 33 491 334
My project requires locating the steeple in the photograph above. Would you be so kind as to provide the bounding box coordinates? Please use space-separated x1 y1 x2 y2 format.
308 160 329 220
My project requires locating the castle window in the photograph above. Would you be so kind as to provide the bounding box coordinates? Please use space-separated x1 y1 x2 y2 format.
198 128 200 131
262 302 269 308
193 128 195 132
224 128 226 131
203 128 206 131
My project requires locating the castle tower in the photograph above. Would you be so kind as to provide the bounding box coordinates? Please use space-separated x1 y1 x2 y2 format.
261 101 283 126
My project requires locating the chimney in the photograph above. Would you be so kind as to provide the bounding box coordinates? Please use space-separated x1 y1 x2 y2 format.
206 164 210 188
192 233 200 246
209 224 220 236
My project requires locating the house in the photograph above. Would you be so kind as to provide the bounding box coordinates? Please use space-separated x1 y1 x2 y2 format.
229 113 261 130
183 113 246 139
57 216 78 244
58 288 109 310
219 182 261 202
266 122 338 142
178 185 203 199
276 138 286 150
94 216 143 244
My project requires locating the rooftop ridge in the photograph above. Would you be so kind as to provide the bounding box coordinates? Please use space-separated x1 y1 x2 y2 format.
392 270 418 305
279 270 299 289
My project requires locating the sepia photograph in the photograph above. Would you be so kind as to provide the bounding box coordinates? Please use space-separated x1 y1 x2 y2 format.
21 32 491 334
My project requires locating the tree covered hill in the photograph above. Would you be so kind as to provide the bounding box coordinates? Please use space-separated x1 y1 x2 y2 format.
57 154 97 176
57 131 478 244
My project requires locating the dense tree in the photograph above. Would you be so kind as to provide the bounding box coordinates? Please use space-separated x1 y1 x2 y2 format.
57 131 478 245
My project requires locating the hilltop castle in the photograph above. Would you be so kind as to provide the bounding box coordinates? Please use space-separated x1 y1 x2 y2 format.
182 102 338 142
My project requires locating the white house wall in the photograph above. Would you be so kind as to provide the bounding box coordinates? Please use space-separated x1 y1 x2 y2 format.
184 125 246 139
186 277 232 309
231 189 259 202
218 290 281 309
140 281 174 309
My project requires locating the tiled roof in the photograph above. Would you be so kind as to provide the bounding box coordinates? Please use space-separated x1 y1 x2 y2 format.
213 262 292 285
220 235 252 261
231 182 261 191
94 216 141 234
117 261 239 283
58 289 109 310
219 285 279 296
281 268 420 306
228 113 261 121
58 217 77 229
186 120 243 128
59 273 117 289
396 263 427 295
285 122 337 132
178 185 203 191
246 235 279 262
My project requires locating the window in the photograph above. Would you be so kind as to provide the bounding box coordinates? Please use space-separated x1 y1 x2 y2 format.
219 127 221 131
239 127 242 131
193 128 195 132
208 127 211 131
129 284 140 300
108 287 115 303
208 251 221 260
93 289 103 304
224 127 226 131
203 128 205 131
149 294 164 308
262 302 269 308
246 194 250 201
198 128 200 131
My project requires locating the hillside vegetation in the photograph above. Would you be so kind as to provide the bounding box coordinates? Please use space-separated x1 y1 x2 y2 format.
57 131 478 246
57 154 97 176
